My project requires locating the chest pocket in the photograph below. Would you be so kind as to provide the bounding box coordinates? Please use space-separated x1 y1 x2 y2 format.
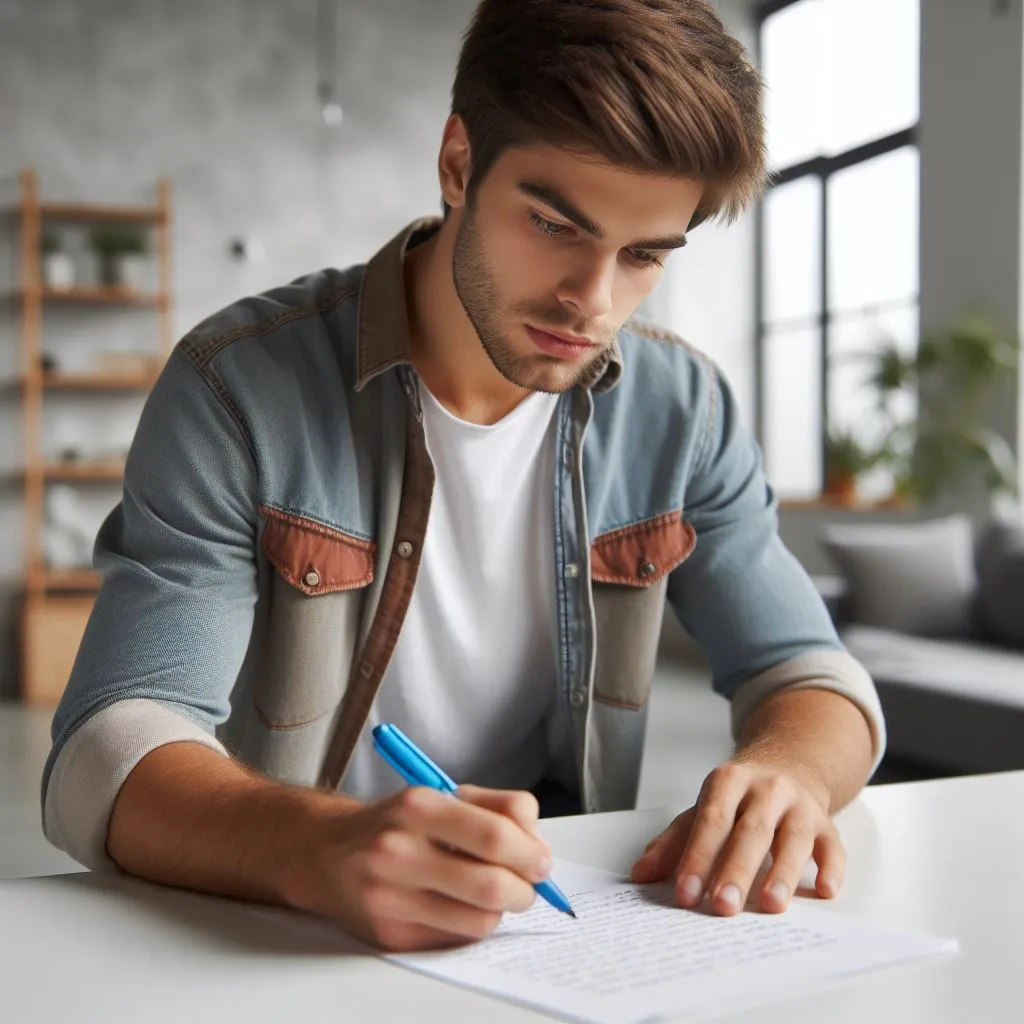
254 507 376 729
261 507 375 595
590 511 696 709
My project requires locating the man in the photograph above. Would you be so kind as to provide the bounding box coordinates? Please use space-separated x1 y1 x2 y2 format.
44 0 884 953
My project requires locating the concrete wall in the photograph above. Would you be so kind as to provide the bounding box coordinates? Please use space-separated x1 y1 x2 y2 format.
0 0 480 698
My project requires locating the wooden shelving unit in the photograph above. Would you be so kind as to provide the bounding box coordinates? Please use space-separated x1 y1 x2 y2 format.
13 167 173 704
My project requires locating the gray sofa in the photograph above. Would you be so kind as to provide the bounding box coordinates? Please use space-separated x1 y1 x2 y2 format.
819 513 1024 776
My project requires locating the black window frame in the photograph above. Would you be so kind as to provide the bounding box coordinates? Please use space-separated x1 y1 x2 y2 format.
754 0 920 492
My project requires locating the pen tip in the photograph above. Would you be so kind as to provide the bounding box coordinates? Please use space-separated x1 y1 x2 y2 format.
567 910 578 919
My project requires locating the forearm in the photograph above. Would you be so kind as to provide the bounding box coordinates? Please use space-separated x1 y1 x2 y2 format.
107 742 359 907
732 687 874 815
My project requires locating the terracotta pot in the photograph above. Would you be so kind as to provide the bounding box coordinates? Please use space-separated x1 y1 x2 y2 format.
822 473 857 504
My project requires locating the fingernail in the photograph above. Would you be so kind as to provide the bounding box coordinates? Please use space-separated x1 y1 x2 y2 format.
821 876 837 898
767 881 789 906
681 874 703 904
534 856 552 882
719 883 742 911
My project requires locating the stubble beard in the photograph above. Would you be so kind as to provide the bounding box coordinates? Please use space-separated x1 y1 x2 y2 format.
451 202 610 394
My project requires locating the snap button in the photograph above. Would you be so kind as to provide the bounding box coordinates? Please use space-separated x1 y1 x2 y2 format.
564 562 580 579
570 689 586 709
638 559 657 580
396 541 414 559
303 569 321 587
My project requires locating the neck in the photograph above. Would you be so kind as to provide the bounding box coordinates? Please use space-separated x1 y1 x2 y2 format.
404 218 532 425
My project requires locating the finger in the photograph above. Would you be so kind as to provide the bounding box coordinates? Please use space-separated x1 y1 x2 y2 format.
673 768 746 908
705 780 796 916
630 809 696 883
812 824 847 899
364 827 538 913
757 809 820 913
457 785 543 837
389 787 551 882
363 883 503 948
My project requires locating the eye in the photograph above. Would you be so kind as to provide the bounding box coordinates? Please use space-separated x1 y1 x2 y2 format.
529 211 570 237
627 249 664 269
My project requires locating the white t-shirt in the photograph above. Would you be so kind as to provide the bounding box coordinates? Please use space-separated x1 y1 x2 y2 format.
342 381 561 801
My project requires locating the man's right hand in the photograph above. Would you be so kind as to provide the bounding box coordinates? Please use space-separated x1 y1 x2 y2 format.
287 784 553 952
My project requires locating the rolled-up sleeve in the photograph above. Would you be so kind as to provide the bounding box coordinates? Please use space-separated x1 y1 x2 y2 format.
42 348 259 870
667 364 886 773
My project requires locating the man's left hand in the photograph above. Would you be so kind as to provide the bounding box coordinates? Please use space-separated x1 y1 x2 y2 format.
630 760 844 915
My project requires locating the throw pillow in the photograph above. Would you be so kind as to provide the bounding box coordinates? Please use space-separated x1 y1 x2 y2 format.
821 515 977 638
975 514 1024 650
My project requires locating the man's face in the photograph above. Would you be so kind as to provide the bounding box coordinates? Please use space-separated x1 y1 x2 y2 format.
449 142 704 393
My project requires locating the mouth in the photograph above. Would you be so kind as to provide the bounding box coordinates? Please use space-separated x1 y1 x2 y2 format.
525 324 595 361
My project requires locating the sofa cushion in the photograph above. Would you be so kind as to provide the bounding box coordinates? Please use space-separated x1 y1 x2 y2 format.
975 515 1024 650
841 625 1024 707
821 516 977 638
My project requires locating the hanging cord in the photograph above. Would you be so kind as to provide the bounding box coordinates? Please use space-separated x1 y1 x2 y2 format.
316 0 343 125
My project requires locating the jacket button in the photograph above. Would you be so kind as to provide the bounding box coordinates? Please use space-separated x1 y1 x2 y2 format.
570 689 586 709
638 559 656 579
396 541 414 559
564 562 580 579
304 569 321 587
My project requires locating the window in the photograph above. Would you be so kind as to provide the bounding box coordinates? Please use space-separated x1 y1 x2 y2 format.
756 0 920 500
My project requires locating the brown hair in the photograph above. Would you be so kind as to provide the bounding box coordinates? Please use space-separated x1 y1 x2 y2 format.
449 0 766 227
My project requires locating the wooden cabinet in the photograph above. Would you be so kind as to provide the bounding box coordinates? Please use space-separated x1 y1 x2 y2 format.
21 596 95 706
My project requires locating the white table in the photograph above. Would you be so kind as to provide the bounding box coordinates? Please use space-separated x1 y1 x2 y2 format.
2 771 1022 1023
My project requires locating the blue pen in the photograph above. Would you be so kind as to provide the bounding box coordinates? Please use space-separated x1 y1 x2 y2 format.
372 722 577 919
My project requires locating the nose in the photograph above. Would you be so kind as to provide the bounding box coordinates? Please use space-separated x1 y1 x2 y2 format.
555 253 616 321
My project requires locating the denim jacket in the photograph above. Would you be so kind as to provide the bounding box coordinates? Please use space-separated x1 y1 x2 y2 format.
43 219 885 869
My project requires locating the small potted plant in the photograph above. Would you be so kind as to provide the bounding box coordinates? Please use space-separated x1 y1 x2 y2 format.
89 222 149 289
840 312 1020 505
823 427 879 504
40 226 74 290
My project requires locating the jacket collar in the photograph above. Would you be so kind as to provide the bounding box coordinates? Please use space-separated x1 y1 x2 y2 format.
355 218 622 394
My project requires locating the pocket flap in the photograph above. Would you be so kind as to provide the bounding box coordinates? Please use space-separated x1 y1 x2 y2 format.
261 507 375 595
590 511 696 587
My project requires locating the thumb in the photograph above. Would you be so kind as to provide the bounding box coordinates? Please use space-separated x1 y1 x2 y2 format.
631 808 696 883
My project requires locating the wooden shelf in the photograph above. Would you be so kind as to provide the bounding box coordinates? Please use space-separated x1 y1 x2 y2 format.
6 286 166 306
35 286 166 307
42 462 125 482
42 569 102 592
38 201 165 224
3 463 126 484
5 370 161 391
43 370 160 391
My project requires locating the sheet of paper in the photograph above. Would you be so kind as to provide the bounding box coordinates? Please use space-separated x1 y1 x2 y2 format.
388 859 957 1024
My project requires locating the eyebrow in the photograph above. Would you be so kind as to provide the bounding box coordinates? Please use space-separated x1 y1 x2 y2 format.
516 181 688 250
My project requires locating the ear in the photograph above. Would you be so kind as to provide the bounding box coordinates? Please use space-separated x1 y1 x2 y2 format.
438 114 472 211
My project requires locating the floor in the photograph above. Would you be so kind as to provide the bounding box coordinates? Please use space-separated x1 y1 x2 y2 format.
0 655 942 882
